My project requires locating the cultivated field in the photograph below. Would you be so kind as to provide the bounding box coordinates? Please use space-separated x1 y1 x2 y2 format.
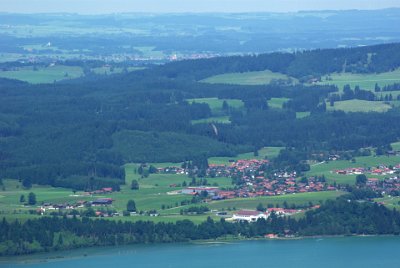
202 70 295 85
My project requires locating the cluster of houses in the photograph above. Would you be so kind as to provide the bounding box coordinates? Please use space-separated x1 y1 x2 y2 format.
36 198 114 215
177 159 339 200
334 164 400 176
365 177 400 195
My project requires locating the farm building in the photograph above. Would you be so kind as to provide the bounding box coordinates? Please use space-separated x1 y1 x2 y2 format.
232 210 268 222
92 198 113 206
181 186 219 196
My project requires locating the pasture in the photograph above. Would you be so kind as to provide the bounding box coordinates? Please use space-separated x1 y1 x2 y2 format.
0 65 84 84
201 70 295 85
327 100 392 113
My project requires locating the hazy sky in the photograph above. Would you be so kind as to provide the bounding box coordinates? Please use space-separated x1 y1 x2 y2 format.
1 0 400 13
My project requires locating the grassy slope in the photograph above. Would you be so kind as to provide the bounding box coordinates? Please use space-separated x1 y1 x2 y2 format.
327 100 392 113
0 65 84 83
201 70 294 85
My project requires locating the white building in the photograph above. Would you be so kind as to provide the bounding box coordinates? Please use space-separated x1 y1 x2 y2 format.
232 210 268 222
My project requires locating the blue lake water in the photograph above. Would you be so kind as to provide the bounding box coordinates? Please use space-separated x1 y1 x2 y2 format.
2 237 400 268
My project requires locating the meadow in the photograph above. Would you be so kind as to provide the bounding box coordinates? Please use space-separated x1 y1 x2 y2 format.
306 154 400 185
201 70 295 85
327 99 392 113
317 69 400 91
0 65 84 84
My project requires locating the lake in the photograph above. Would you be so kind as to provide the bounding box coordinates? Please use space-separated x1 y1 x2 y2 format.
2 237 400 267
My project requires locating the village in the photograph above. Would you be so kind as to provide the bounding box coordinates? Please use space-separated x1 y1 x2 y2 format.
163 159 339 200
31 160 400 220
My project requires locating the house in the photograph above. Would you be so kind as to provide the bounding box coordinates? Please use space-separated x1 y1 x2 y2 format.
181 187 219 196
232 210 268 222
92 198 113 206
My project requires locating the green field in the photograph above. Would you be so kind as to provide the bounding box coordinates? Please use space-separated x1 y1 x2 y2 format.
296 112 311 118
0 65 84 83
392 142 400 151
317 69 400 91
374 196 400 210
201 70 295 85
327 99 392 113
191 116 231 124
187 98 244 112
207 191 344 211
268 98 290 109
307 155 400 185
208 147 283 165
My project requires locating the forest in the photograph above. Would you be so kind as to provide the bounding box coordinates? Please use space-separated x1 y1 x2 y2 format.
1 42 400 190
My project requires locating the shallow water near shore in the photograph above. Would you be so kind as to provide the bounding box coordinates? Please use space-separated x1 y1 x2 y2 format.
2 236 400 267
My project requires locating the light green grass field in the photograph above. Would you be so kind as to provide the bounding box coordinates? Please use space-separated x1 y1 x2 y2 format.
0 65 84 84
201 70 295 85
191 116 231 124
296 112 311 118
268 98 290 109
307 155 400 185
392 142 400 151
317 69 400 91
374 196 400 210
207 191 344 210
208 147 283 165
327 100 392 113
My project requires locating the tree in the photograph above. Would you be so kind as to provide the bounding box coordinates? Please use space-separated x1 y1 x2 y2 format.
19 194 25 203
131 180 139 190
138 165 144 175
127 200 137 212
356 174 367 186
256 203 265 212
149 165 158 174
28 192 36 205
22 178 32 189
222 100 229 111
